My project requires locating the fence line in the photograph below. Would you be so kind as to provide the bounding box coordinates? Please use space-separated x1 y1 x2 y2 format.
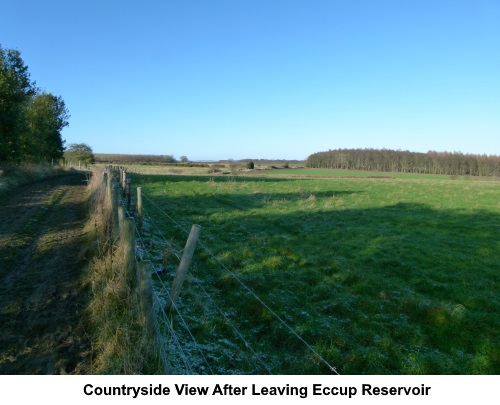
112 168 340 374
136 206 264 374
116 175 198 374
140 189 340 375
131 216 214 374
141 206 274 374
125 200 206 374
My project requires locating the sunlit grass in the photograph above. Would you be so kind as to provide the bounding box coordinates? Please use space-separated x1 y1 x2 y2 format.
272 168 449 179
133 173 499 374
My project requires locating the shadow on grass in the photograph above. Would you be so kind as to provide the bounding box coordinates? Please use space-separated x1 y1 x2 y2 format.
131 173 360 216
130 172 362 184
136 179 499 375
0 173 91 374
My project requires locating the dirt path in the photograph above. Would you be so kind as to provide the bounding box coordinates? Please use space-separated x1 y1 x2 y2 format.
0 173 92 374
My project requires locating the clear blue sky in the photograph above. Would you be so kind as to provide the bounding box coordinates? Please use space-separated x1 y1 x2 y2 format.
2 0 499 160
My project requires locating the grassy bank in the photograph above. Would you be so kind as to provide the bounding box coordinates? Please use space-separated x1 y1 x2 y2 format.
82 171 164 374
0 163 72 194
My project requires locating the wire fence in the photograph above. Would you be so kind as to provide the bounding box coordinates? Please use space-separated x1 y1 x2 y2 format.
137 204 275 375
116 169 339 375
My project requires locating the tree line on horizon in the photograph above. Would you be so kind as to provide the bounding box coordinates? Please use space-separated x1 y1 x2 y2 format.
306 148 500 177
93 154 303 167
94 153 179 164
0 45 69 164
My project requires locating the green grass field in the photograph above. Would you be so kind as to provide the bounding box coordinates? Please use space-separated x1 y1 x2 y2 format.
260 168 492 181
131 172 499 374
273 168 451 179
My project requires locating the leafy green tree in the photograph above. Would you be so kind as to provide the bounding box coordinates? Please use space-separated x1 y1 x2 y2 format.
1 45 69 164
246 161 254 170
64 143 95 164
22 92 69 162
0 45 35 162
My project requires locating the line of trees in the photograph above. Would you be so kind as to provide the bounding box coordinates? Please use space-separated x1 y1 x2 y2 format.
0 45 69 164
306 148 500 177
94 153 178 164
219 158 303 166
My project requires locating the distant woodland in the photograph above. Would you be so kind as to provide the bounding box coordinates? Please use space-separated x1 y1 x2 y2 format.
306 149 500 177
94 153 178 164
94 154 303 167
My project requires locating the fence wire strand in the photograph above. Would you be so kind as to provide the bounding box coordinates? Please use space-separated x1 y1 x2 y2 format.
141 206 272 374
187 269 274 374
141 191 340 375
129 210 212 374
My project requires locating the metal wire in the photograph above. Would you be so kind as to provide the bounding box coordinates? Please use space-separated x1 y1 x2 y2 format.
139 208 271 373
141 191 340 375
142 207 181 260
188 270 274 374
130 212 213 374
163 289 215 374
198 239 339 375
153 289 195 374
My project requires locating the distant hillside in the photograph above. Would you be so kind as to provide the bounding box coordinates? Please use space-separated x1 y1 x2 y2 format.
306 148 500 177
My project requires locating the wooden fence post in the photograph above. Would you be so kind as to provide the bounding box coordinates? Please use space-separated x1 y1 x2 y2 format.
123 217 136 287
139 260 155 337
164 224 201 313
122 171 127 197
106 170 112 203
118 205 124 234
137 186 143 230
126 178 131 211
112 186 119 236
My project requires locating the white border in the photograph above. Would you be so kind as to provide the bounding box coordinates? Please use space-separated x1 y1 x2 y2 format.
2 375 498 404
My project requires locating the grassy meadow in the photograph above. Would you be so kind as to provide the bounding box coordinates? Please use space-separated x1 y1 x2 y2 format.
130 170 499 374
261 168 453 180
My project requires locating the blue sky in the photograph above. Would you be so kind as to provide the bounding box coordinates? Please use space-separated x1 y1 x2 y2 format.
1 0 499 160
